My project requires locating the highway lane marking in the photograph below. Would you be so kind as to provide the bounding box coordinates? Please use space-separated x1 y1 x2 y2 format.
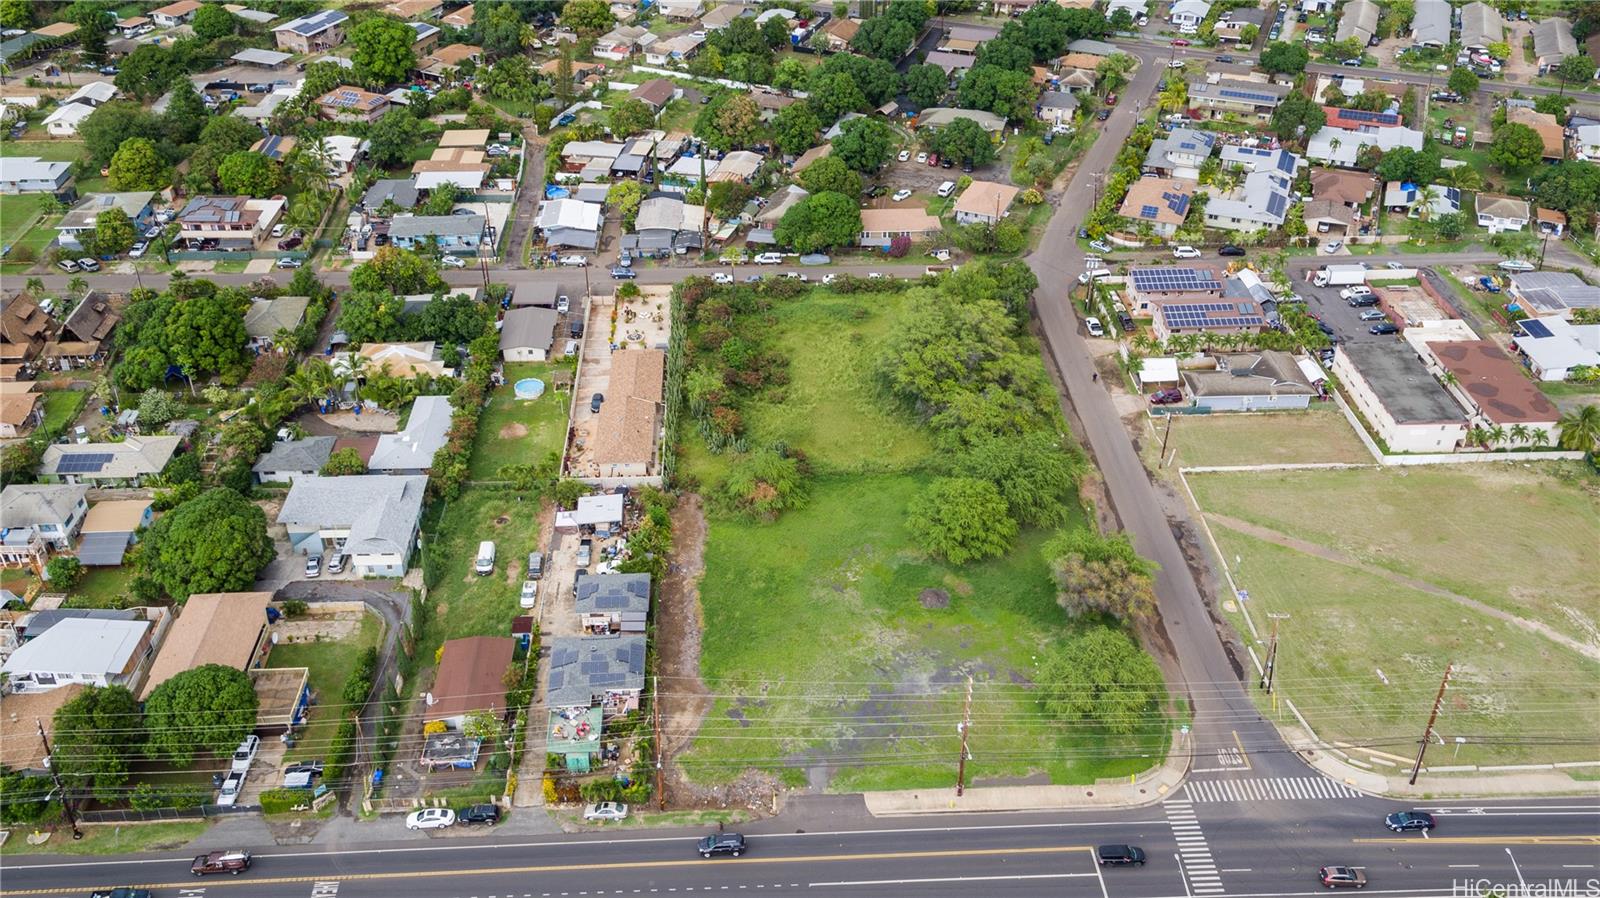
1351 834 1600 845
0 820 1165 872
1232 731 1252 770
0 845 1092 896
807 873 1099 887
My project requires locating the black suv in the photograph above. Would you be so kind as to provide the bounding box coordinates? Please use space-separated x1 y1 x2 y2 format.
1097 844 1146 866
698 833 747 858
460 803 502 825
1385 811 1435 832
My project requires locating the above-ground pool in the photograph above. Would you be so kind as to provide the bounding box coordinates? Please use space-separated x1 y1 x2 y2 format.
514 378 546 400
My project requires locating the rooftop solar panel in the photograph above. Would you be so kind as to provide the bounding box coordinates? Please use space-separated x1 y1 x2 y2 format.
1140 204 1159 219
1265 193 1288 218
1521 319 1554 338
55 452 113 474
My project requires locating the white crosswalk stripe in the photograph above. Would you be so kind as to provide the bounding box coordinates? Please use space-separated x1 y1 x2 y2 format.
1164 800 1225 895
1182 775 1364 803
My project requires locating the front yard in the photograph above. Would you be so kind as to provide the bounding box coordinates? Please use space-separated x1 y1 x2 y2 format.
418 487 544 656
467 360 574 480
268 612 383 764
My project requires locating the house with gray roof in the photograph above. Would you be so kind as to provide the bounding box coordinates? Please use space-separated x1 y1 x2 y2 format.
39 436 180 487
253 435 336 484
17 608 138 641
1335 0 1379 46
1508 272 1600 318
274 9 348 54
362 178 420 212
1532 17 1577 73
1144 128 1217 179
1411 0 1451 47
370 395 452 475
0 484 88 551
500 307 559 362
574 573 651 634
1460 1 1503 52
244 296 311 350
388 214 487 253
56 192 155 250
1182 351 1317 411
1205 168 1294 231
546 635 646 717
277 474 427 576
1187 77 1291 120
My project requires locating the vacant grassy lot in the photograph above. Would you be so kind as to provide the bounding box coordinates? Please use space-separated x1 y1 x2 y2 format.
39 389 85 434
418 487 543 658
1 193 51 247
467 360 573 480
0 139 87 161
1164 408 1372 468
1189 465 1600 647
269 613 382 764
1208 527 1600 767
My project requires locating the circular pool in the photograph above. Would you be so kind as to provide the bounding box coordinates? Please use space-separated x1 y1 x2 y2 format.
513 378 546 400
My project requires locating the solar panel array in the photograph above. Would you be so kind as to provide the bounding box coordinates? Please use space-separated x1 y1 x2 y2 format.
1265 192 1288 219
55 452 113 474
1163 302 1265 329
1275 151 1297 174
1164 190 1191 217
1335 108 1398 125
1140 204 1160 219
1521 319 1554 339
1218 87 1282 104
1131 267 1221 292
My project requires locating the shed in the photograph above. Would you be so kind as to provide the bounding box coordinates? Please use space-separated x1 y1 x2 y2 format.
1137 357 1180 388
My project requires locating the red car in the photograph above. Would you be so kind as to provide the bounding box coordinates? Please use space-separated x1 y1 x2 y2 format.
1105 92 1118 106
1150 388 1184 405
927 153 939 166
1171 38 1191 47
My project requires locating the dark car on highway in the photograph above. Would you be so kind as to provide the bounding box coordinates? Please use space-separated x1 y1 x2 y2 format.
1097 844 1147 866
91 890 152 898
191 850 251 876
1385 811 1435 832
698 833 747 858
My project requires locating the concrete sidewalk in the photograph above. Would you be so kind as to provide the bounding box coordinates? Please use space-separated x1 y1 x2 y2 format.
862 731 1190 816
1294 736 1600 801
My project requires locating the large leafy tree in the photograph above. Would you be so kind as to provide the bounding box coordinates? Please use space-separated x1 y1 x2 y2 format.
1446 66 1478 97
217 151 282 197
480 54 543 102
162 80 208 145
144 665 259 765
904 63 948 109
81 102 163 167
114 42 193 101
351 246 445 295
560 0 613 34
108 137 167 190
932 116 996 166
92 206 136 256
774 191 861 253
949 431 1082 528
477 0 530 57
407 293 490 344
798 155 862 196
140 487 275 601
52 686 145 800
1269 91 1325 145
337 290 407 343
1037 628 1164 735
851 15 915 60
367 107 433 167
1531 161 1600 224
1554 54 1599 85
609 98 657 137
1488 122 1544 171
164 288 250 379
1373 144 1441 185
712 94 763 150
957 65 1036 121
830 116 894 173
771 102 821 156
806 71 869 125
1259 40 1310 75
0 0 33 28
350 15 417 85
1045 528 1158 621
906 477 1017 565
190 5 239 41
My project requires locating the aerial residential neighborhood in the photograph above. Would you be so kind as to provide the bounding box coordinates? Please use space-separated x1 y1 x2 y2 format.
0 0 1597 894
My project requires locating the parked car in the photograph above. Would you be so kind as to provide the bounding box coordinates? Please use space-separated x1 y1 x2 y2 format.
271 223 287 238
217 771 245 806
1341 286 1373 301
1385 811 1435 832
129 241 147 259
927 153 939 166
610 266 636 279
584 802 629 821
891 188 913 202
76 258 100 272
527 551 543 580
1172 245 1201 259
1150 388 1184 405
915 152 928 164
1385 261 1404 270
285 760 324 778
1096 108 1111 121
1097 844 1147 866
559 255 588 266
56 259 81 273
1359 309 1386 321
441 255 467 268
821 273 838 285
1369 322 1399 335
460 804 501 825
304 554 321 578
897 150 910 162
1084 316 1105 337
1171 38 1190 46
1218 244 1246 256
406 808 456 831
698 833 747 857
277 230 304 250
276 257 303 269
326 553 346 574
754 252 784 265
712 272 734 284
231 735 260 774
590 392 604 412
1322 240 1343 254
1348 295 1379 308
1318 866 1368 888
576 539 593 567
1088 240 1112 254
474 540 496 576
191 850 251 876
520 579 538 609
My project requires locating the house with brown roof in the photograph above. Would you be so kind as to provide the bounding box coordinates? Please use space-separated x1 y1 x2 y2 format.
954 180 1021 227
150 0 201 28
1506 106 1565 160
420 43 482 80
385 0 443 18
1422 340 1561 435
858 207 942 248
0 685 87 770
819 17 860 51
1310 167 1377 207
441 4 475 27
592 349 665 479
426 636 517 729
318 85 390 122
1 293 54 368
137 592 273 699
0 382 42 439
1116 177 1195 238
629 78 678 112
44 291 118 368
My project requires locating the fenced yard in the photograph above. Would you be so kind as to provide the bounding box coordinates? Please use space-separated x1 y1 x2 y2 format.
1160 407 1373 468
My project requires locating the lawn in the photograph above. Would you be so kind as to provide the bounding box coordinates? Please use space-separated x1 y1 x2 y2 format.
1207 527 1600 768
63 565 136 609
39 389 85 436
1 193 51 248
0 820 208 856
0 140 87 161
1162 407 1373 468
467 360 574 480
418 487 544 657
1188 464 1600 647
269 613 382 764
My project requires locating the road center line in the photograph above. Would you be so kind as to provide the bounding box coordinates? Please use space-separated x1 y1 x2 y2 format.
808 873 1098 887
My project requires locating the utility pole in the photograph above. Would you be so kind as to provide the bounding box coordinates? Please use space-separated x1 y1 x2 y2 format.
955 676 973 797
1408 663 1453 786
1159 412 1175 464
653 676 664 811
36 721 82 840
1261 613 1290 693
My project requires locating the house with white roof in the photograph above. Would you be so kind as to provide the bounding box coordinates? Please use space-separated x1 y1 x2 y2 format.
537 198 604 249
1143 128 1216 179
369 395 452 475
0 484 88 552
1205 168 1295 232
1169 0 1210 33
1512 317 1600 381
1304 126 1424 168
0 157 74 196
1576 124 1600 161
555 492 626 532
1411 0 1451 47
0 617 154 694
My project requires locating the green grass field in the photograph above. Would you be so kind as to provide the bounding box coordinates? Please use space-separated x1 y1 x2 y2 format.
39 389 85 435
269 613 382 764
467 360 573 480
418 487 543 657
1164 408 1373 468
1208 527 1600 767
1189 464 1600 648
0 140 87 161
1 193 51 248
0 820 208 856
63 565 135 609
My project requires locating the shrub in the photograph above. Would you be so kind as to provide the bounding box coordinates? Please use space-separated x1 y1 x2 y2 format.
423 720 448 736
45 555 83 590
279 599 309 618
259 787 313 814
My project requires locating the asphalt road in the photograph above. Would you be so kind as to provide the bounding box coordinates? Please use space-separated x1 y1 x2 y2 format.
2 797 1595 897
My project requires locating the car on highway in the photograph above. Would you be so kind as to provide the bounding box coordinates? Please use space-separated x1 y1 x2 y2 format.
1369 322 1399 335
1218 244 1246 256
1149 387 1184 405
191 850 251 876
1385 811 1435 832
276 256 303 269
231 735 260 773
1172 245 1201 259
91 889 152 898
713 272 734 284
892 188 913 202
1318 865 1368 888
698 833 747 857
584 801 629 821
1497 259 1535 272
460 804 502 826
1358 309 1386 321
1171 38 1190 46
1097 844 1147 866
406 808 456 830
441 255 467 268
1088 240 1112 254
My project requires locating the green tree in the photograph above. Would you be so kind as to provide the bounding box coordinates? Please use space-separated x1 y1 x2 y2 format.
164 288 250 379
806 71 868 124
831 116 895 172
480 54 539 101
1447 66 1479 97
350 246 445 294
932 116 996 166
162 80 208 145
957 65 1035 121
851 15 915 60
1531 161 1600 224
462 709 502 742
419 181 461 216
1036 628 1163 735
1557 404 1600 452
1045 528 1158 621
904 63 948 109
797 155 862 196
367 107 432 167
907 477 1017 564
1433 211 1466 240
1488 122 1543 171
137 388 184 426
560 0 614 34
609 98 657 137
1554 54 1599 86
143 665 259 765
107 137 167 190
949 431 1080 527
190 4 239 41
0 0 33 28
80 101 164 166
1259 41 1310 75
350 15 417 85
607 180 644 228
217 150 281 197
1238 23 1259 43
51 686 144 800
774 190 862 252
1269 91 1325 145
712 94 763 150
771 102 821 156
771 57 809 92
715 448 806 520
477 0 530 57
140 487 276 601
336 290 407 343
65 0 112 61
92 206 136 256
45 555 83 590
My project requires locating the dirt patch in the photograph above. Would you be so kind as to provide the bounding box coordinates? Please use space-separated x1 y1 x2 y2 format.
499 422 529 439
918 588 950 609
656 494 715 808
494 515 511 526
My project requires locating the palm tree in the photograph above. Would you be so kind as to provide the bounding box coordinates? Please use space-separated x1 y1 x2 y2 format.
288 357 339 408
1486 424 1507 448
1556 405 1600 452
1467 425 1490 448
1530 427 1550 448
24 277 44 295
1509 423 1530 446
67 275 87 296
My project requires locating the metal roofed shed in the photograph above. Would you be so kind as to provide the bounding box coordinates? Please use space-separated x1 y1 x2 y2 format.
554 492 625 531
232 48 292 67
420 732 482 770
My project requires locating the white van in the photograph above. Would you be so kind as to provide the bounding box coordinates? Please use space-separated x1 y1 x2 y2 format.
474 541 496 576
936 181 957 198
